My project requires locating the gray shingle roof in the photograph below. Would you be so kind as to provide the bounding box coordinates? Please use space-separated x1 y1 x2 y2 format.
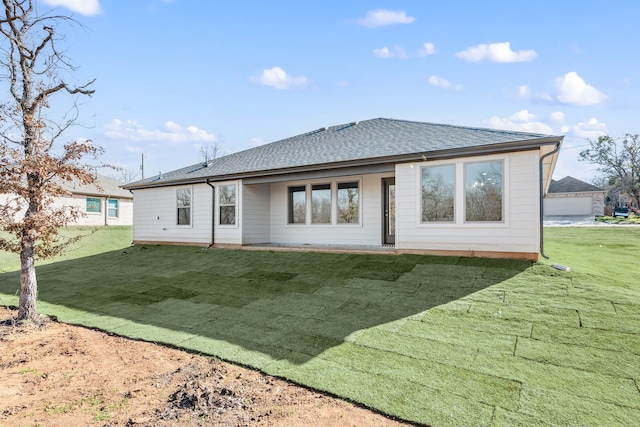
60 174 132 199
126 118 562 188
548 176 604 194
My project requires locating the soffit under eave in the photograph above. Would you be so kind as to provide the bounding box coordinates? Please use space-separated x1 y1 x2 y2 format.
540 141 563 195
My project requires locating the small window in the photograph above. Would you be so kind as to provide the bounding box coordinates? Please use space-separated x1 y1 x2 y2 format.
421 165 455 222
107 199 119 218
465 160 503 222
311 184 331 224
219 184 236 225
288 186 306 224
337 182 359 224
177 188 191 225
86 197 101 213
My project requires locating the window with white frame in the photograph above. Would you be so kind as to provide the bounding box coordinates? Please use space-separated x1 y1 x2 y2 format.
86 197 101 213
219 184 236 225
288 186 307 224
464 160 503 222
177 188 191 225
337 182 359 224
311 183 331 224
421 165 455 222
289 181 361 225
107 199 119 218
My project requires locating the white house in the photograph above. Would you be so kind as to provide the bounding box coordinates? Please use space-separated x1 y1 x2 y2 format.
57 174 134 226
1 174 133 226
124 118 563 260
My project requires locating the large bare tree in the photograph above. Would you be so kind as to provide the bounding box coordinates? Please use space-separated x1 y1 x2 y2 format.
580 134 640 209
0 0 101 321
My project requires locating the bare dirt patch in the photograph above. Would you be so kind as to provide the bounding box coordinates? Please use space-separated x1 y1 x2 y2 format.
0 307 410 426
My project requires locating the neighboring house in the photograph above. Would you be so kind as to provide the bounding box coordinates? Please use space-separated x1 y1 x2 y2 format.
124 118 563 260
544 176 606 217
0 174 133 226
57 174 134 226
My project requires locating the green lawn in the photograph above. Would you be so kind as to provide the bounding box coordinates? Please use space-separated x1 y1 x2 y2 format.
0 226 132 273
1 226 639 426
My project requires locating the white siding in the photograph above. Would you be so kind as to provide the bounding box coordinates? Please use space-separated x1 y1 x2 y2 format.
132 183 213 245
213 181 243 245
396 150 541 255
268 173 389 246
242 183 270 244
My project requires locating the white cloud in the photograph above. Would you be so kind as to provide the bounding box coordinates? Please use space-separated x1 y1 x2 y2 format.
359 9 415 28
555 72 607 106
257 67 308 90
549 111 565 122
373 45 407 59
373 46 392 58
428 75 461 90
105 119 217 144
487 110 554 134
571 118 607 138
41 0 101 15
456 42 537 63
518 85 531 98
418 42 436 57
536 93 554 102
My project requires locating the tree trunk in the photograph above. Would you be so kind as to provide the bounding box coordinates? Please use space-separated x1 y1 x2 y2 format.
18 240 37 321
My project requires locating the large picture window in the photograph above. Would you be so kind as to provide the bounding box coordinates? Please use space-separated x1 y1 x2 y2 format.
288 181 361 225
465 160 503 222
288 186 306 224
219 184 236 225
337 182 359 224
86 197 101 213
421 165 455 222
311 184 331 224
177 188 191 225
107 199 119 218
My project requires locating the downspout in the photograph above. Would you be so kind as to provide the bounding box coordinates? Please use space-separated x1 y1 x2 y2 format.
104 197 108 226
128 190 134 246
206 179 215 247
539 142 561 259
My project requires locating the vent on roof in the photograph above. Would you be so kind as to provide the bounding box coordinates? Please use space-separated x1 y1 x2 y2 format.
336 121 359 132
307 127 327 136
188 163 208 173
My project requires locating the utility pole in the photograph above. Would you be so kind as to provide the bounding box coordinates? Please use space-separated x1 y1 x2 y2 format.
140 153 145 179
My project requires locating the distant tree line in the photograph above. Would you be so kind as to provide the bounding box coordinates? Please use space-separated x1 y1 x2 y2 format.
580 134 640 210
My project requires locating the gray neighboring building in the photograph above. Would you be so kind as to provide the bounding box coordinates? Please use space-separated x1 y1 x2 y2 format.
544 176 606 217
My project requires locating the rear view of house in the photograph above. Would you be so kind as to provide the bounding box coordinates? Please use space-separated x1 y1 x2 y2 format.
124 118 563 260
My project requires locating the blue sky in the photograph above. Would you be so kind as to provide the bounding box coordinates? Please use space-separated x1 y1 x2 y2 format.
39 0 640 182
